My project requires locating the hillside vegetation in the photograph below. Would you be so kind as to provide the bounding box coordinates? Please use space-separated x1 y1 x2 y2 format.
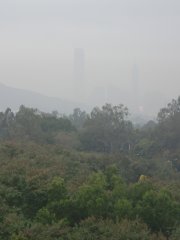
0 97 180 239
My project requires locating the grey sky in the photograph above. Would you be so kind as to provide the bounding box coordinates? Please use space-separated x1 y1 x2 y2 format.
0 0 180 114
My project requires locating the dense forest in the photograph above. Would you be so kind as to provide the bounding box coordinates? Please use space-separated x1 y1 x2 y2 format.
0 97 180 239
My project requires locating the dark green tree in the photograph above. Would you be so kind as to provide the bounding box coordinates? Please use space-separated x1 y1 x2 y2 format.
80 103 133 153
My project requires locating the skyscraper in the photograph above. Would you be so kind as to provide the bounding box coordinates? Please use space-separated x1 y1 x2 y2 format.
132 63 140 112
73 48 85 86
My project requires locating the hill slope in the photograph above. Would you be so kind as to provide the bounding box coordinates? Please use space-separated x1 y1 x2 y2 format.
0 83 83 113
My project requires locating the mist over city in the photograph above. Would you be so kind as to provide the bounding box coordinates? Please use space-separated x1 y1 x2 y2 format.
0 2 180 239
1 0 180 117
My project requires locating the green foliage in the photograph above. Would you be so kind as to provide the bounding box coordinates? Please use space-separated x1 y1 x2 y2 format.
80 103 134 153
36 207 55 225
171 226 180 240
69 108 88 129
128 181 154 203
157 96 180 149
48 177 67 202
0 105 75 144
68 218 164 240
0 142 178 239
76 172 109 218
114 199 133 220
137 189 180 235
134 139 160 158
0 98 180 239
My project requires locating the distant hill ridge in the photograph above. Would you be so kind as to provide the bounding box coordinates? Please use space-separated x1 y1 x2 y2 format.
0 82 83 114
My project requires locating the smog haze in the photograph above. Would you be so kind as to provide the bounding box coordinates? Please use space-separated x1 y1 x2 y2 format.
1 0 180 116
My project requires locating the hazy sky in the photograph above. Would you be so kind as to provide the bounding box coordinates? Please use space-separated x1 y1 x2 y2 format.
1 0 180 113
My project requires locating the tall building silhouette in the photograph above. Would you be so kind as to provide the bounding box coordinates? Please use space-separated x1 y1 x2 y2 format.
73 48 85 86
132 63 140 111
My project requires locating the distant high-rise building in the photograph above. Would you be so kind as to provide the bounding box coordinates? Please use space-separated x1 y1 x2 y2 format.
73 48 85 85
132 63 140 111
132 64 139 95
